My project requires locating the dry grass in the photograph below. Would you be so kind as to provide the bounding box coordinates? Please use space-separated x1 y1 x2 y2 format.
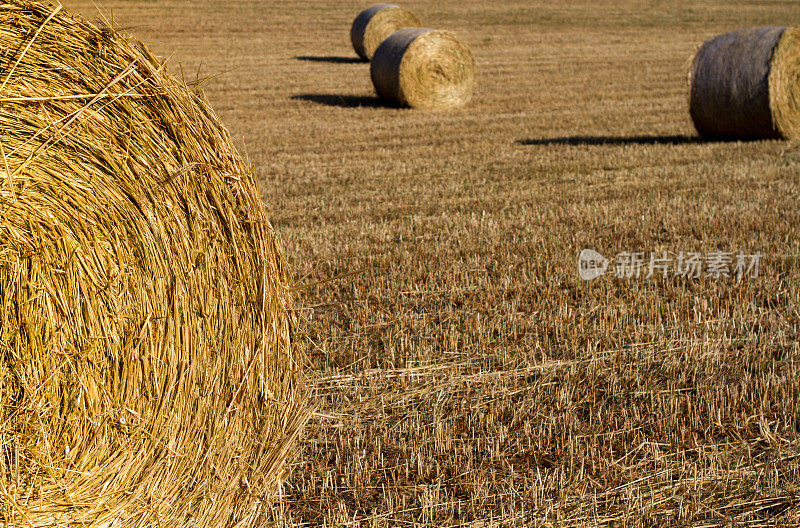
371 28 476 109
771 26 800 140
690 26 786 140
61 0 800 526
689 25 800 140
0 1 306 526
350 4 421 62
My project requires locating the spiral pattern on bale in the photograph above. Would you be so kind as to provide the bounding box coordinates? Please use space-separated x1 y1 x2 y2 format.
350 4 421 61
370 28 476 109
690 26 800 140
0 1 307 526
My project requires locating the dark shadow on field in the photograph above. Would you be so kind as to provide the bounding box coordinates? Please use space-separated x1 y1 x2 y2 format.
517 135 726 146
294 55 365 64
291 94 399 109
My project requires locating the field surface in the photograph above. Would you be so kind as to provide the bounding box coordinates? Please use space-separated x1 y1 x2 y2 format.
66 1 800 526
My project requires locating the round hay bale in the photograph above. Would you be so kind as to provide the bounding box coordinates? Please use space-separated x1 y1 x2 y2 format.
350 4 421 61
0 2 307 527
689 26 800 140
370 28 476 109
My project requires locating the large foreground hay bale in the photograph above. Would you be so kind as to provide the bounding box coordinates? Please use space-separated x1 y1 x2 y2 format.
0 1 307 526
690 26 800 140
370 28 476 109
351 4 421 61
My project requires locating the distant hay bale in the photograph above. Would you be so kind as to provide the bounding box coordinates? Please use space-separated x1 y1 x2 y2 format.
0 1 307 527
690 26 800 140
351 4 421 61
370 28 476 109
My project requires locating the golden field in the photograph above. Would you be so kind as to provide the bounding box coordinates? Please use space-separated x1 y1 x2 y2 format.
62 1 800 525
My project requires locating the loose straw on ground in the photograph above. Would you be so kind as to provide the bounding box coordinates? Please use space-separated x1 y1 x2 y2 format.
351 4 421 61
690 26 800 140
370 27 476 109
0 1 307 527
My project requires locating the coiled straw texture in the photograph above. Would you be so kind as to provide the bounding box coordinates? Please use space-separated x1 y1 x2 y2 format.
690 26 800 140
350 4 421 61
370 28 476 109
0 1 307 527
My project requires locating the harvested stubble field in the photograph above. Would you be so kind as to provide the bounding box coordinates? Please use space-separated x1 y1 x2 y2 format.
63 0 800 526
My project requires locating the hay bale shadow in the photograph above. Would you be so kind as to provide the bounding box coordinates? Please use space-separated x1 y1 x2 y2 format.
294 55 365 64
516 135 751 146
291 94 399 109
